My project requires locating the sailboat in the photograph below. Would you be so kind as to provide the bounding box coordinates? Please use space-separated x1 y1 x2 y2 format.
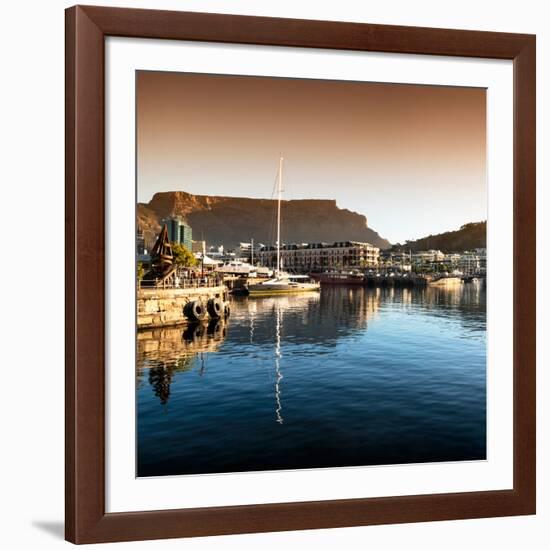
248 157 321 296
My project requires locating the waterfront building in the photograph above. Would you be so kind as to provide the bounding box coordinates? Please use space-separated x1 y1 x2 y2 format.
237 241 263 264
411 250 445 266
192 240 206 254
379 250 412 272
459 249 487 275
474 248 487 274
444 253 461 267
162 216 193 250
237 242 252 262
258 241 380 273
207 244 225 257
136 227 146 255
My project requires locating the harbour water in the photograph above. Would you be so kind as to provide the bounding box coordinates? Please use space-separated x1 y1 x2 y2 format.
137 283 486 477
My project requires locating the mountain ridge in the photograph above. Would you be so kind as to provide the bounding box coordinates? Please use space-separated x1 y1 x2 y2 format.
391 221 487 253
138 191 391 250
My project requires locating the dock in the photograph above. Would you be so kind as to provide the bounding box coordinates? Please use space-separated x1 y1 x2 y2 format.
137 284 227 329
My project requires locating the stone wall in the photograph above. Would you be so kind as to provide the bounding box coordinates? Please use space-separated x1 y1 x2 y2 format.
137 285 227 329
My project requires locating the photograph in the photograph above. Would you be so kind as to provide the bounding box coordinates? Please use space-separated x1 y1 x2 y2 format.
135 71 488 478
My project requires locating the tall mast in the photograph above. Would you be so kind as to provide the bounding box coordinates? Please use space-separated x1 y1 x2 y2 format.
276 156 283 275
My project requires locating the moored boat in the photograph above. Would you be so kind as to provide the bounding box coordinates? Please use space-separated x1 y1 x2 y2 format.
215 260 257 277
247 157 320 296
248 273 320 295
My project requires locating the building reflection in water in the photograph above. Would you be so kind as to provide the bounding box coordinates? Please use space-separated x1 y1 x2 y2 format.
240 289 380 349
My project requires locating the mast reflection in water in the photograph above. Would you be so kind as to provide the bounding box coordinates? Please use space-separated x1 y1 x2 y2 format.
137 284 486 477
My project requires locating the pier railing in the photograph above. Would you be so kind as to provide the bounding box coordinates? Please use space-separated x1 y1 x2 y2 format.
139 275 224 290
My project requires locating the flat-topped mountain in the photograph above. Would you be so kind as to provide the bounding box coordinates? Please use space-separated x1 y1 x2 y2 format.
138 191 390 250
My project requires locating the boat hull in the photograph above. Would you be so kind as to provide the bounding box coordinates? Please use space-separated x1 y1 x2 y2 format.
248 282 320 295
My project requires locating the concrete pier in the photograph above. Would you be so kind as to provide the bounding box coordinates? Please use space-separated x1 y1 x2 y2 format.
137 285 226 329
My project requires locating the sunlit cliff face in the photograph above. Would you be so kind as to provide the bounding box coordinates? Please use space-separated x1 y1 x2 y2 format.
137 191 390 250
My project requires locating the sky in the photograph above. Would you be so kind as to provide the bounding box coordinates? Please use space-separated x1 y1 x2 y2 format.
137 71 486 244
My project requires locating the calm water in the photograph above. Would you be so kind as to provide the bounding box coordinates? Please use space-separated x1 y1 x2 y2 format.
137 284 486 477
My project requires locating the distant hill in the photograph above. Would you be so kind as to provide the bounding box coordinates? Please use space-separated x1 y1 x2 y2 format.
391 222 486 253
138 191 391 250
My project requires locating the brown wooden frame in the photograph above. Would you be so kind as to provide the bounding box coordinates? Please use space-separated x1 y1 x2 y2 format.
65 4 536 544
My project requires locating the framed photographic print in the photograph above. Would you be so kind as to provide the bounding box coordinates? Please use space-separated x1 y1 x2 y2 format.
65 5 536 544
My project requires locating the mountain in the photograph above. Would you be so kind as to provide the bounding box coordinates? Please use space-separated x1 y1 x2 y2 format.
137 191 391 250
391 222 486 253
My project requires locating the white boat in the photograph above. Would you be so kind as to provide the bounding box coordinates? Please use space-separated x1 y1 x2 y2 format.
248 272 320 294
215 260 257 277
248 157 320 295
255 266 274 278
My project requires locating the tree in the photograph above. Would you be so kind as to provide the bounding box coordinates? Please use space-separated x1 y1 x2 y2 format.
171 243 198 267
137 261 145 281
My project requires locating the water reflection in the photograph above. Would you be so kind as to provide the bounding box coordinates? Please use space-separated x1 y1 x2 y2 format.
137 283 486 477
137 319 228 406
138 285 486 406
274 303 283 424
239 289 379 348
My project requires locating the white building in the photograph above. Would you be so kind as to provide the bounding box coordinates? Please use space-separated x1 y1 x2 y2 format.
379 250 412 271
459 249 487 275
411 250 445 266
444 253 461 267
258 241 380 273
